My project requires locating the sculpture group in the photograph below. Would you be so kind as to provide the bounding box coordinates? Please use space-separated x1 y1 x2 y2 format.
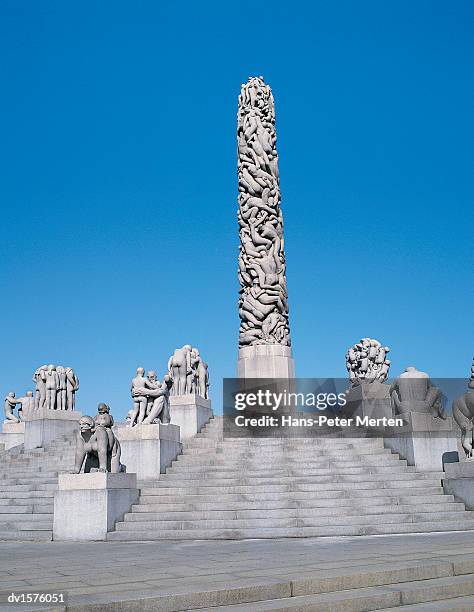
237 76 290 348
168 345 209 397
33 364 79 411
126 345 209 428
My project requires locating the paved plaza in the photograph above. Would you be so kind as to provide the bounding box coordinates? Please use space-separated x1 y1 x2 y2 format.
1 531 474 610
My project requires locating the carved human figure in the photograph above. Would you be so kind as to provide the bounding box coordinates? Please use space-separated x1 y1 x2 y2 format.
44 365 60 410
390 367 445 419
94 402 115 449
56 366 67 410
142 375 173 424
452 358 474 459
73 414 123 473
65 367 79 410
9 391 35 420
33 365 47 410
129 367 148 427
144 370 160 416
4 393 20 423
195 352 209 399
168 345 192 395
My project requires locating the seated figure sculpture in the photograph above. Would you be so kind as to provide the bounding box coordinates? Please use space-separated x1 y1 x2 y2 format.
452 358 474 459
390 366 445 419
73 410 123 473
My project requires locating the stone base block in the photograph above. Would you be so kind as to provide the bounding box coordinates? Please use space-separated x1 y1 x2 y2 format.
384 413 457 472
53 472 138 541
24 408 82 449
116 423 182 480
237 345 295 379
170 395 213 439
443 461 474 509
343 382 393 426
0 421 25 450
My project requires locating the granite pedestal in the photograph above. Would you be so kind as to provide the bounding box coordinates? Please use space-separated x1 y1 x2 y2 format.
23 408 82 449
237 344 295 379
53 472 139 541
384 412 457 471
115 423 181 480
170 395 213 439
443 461 474 509
343 381 393 425
0 421 25 450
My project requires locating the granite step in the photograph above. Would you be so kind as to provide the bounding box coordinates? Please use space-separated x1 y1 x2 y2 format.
132 494 456 512
139 480 444 496
163 465 413 479
154 470 431 487
108 519 474 540
124 503 466 521
138 486 447 504
195 577 474 611
0 504 53 513
0 530 52 541
117 510 470 531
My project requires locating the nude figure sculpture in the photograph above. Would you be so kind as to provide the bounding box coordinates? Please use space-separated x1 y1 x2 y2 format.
129 367 148 427
44 365 60 410
142 375 173 424
8 391 35 420
65 367 79 410
4 393 20 423
390 367 445 419
452 358 474 459
33 366 47 410
168 345 192 395
73 412 123 473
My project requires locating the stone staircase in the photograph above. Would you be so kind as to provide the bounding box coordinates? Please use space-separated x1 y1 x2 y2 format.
0 435 76 541
109 416 474 541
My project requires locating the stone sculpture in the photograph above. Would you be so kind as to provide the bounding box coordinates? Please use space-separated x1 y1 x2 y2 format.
142 375 173 424
168 346 209 397
128 365 174 426
346 338 391 386
237 76 291 348
33 364 79 411
6 391 35 420
73 408 123 473
452 358 474 459
390 367 445 419
168 345 192 395
4 393 20 423
129 367 148 427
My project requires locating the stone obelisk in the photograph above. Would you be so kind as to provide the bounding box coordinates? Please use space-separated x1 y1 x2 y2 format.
236 76 295 378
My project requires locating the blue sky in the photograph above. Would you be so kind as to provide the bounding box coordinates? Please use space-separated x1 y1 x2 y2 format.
1 0 473 419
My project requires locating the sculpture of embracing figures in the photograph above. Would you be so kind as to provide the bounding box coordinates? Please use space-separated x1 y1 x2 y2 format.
73 404 124 473
168 345 209 398
128 369 173 427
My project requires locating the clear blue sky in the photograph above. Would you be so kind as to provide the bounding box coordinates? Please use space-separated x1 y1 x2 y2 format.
1 1 473 419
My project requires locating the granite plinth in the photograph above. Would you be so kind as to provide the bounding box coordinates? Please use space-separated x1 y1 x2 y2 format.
53 472 138 541
115 423 182 480
0 421 25 449
24 408 82 450
384 413 457 472
443 460 474 509
170 394 213 439
237 344 295 379
344 382 393 426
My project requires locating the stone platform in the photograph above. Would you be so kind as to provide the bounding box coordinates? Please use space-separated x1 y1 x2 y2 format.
170 394 213 439
237 344 295 378
0 421 25 450
1 532 474 610
23 408 82 450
